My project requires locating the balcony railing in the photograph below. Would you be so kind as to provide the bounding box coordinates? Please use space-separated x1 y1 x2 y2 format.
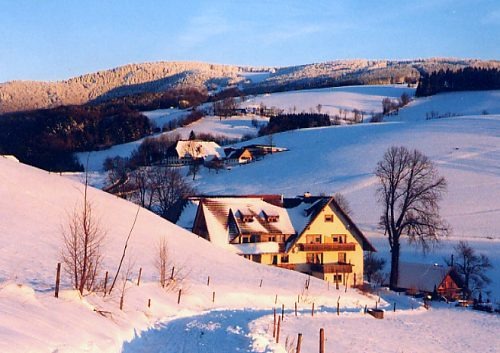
309 263 353 273
298 243 356 252
276 263 296 270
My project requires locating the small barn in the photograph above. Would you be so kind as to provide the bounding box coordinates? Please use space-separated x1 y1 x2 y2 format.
393 262 463 300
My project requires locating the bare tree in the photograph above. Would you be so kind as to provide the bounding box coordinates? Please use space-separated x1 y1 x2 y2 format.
61 173 106 295
152 167 195 219
446 241 492 299
333 192 353 216
375 146 449 290
156 236 169 288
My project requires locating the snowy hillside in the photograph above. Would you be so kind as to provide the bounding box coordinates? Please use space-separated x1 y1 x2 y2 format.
0 157 376 352
2 157 499 353
189 111 500 298
242 84 414 117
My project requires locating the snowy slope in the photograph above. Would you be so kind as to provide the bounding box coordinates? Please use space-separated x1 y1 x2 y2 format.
190 114 500 298
0 157 376 352
392 89 500 121
242 85 415 116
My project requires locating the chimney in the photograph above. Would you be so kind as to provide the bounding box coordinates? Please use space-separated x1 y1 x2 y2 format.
304 191 311 198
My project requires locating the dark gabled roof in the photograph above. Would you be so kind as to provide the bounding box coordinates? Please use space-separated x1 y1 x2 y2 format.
393 262 462 293
284 195 376 252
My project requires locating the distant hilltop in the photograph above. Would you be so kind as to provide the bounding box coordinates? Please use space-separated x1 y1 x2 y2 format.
1 58 500 114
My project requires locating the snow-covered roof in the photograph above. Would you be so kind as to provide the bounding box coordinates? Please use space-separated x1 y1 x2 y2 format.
395 262 455 293
176 200 199 230
1 155 19 162
174 140 226 159
195 197 295 248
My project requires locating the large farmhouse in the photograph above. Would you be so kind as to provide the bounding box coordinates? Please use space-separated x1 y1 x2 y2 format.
178 194 375 287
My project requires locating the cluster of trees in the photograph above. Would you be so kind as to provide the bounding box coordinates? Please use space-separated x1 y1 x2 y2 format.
382 92 412 115
96 87 209 111
415 67 500 97
259 113 331 135
0 104 151 171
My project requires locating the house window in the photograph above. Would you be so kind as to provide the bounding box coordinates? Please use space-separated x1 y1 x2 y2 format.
281 255 289 263
242 236 250 243
332 234 346 243
324 214 334 222
306 234 322 244
268 236 276 242
272 255 278 265
307 253 322 264
333 274 342 283
338 252 347 263
243 254 251 260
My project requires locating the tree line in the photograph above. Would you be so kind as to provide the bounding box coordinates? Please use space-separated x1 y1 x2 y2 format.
0 87 210 172
259 113 331 135
416 67 500 97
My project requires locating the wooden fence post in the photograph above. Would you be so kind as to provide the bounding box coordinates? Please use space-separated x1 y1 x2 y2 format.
295 302 297 317
281 304 285 321
394 302 396 312
177 289 182 304
170 266 175 280
55 263 61 298
120 295 124 310
148 298 151 308
296 333 303 353
137 267 142 286
103 271 108 297
259 279 263 287
311 302 315 317
212 291 215 303
275 294 278 304
273 308 277 338
207 276 210 286
319 328 325 353
276 316 281 343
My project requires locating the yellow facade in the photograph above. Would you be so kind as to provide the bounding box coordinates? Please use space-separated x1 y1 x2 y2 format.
279 204 364 287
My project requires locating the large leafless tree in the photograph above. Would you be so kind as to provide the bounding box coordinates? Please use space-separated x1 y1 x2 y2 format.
375 146 449 290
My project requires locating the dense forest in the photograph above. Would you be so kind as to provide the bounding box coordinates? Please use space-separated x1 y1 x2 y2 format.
416 67 500 97
0 87 210 171
259 113 331 135
0 104 151 171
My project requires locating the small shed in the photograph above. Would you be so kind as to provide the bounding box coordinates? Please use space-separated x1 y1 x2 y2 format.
392 262 463 300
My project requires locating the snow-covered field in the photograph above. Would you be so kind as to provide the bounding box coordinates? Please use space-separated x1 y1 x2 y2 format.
3 87 500 353
242 84 415 116
0 156 380 352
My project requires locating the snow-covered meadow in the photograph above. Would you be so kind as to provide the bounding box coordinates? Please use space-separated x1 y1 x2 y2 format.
3 86 500 353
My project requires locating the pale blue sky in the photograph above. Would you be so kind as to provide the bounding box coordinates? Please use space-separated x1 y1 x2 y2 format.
1 0 499 82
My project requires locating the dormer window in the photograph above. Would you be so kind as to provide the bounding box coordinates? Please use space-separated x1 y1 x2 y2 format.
262 210 279 223
239 209 254 223
267 215 279 222
324 214 334 222
241 215 254 223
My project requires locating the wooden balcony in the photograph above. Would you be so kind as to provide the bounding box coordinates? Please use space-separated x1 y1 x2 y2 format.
298 243 356 252
276 263 296 271
309 263 353 273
